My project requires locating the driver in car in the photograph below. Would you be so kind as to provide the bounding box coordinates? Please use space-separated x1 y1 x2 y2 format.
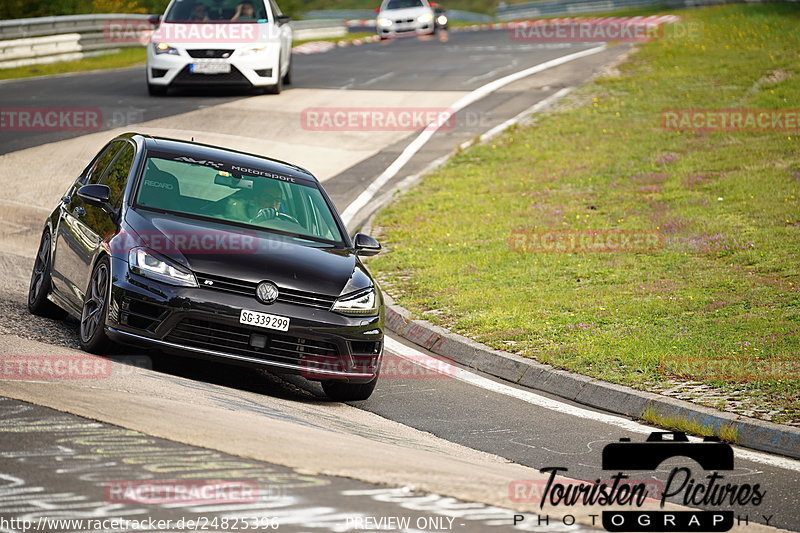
223 179 295 224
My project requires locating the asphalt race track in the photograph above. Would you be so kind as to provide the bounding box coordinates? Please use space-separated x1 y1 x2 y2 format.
0 28 798 533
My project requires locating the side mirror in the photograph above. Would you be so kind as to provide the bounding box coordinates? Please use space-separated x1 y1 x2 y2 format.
354 233 381 257
77 184 111 208
148 14 162 26
276 14 291 24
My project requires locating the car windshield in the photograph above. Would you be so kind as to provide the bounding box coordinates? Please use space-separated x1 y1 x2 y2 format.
385 0 424 9
135 154 345 245
164 0 268 22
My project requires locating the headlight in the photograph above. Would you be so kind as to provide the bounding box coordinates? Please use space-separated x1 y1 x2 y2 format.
154 43 180 55
332 288 378 316
417 12 434 23
129 247 197 287
437 14 448 25
239 46 267 56
377 17 393 27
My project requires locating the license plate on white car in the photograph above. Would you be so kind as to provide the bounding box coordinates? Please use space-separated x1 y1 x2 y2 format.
190 62 231 74
239 310 290 331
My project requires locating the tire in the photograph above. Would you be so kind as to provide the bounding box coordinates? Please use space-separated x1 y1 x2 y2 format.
148 83 168 96
28 230 67 319
262 73 283 95
283 57 292 85
79 257 113 354
321 378 378 401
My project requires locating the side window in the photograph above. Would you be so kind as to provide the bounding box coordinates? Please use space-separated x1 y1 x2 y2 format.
86 142 124 185
101 143 135 208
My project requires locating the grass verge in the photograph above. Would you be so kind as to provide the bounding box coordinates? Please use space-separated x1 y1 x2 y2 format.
0 47 146 81
294 31 375 45
369 4 800 425
640 406 739 443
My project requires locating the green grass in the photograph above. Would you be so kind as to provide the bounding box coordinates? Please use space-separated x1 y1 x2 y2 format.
294 31 374 45
640 406 739 443
370 4 800 425
0 47 146 81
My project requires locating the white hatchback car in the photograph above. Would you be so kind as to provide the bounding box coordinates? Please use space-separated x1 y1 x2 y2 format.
146 0 292 95
376 0 436 39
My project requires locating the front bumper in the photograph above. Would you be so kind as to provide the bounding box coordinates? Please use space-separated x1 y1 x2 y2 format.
147 46 281 88
106 257 383 383
377 20 435 37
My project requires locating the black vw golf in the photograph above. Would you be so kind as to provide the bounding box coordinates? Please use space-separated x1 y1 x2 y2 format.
28 133 384 400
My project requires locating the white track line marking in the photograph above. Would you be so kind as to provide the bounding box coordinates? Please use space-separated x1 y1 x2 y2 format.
340 44 607 225
460 86 573 150
384 336 800 473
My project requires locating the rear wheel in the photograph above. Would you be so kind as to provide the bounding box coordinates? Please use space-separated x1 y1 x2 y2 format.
79 257 113 354
321 378 378 401
28 230 67 319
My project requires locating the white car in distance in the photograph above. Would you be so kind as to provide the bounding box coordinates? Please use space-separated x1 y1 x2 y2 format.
146 0 292 95
376 0 436 39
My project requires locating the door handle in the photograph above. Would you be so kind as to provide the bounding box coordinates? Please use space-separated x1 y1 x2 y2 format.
73 206 86 217
61 195 71 205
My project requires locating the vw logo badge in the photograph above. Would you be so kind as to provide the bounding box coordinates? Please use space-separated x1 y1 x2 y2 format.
256 281 279 304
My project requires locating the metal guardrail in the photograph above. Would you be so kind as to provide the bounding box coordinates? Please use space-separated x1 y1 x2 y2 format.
303 8 493 22
495 0 796 20
0 14 346 69
303 9 377 20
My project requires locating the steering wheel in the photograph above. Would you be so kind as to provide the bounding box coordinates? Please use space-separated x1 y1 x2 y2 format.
250 208 299 225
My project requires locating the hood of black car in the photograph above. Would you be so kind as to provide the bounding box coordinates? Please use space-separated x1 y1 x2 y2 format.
119 209 371 297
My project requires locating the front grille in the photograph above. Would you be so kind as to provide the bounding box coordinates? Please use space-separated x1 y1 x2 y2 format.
186 49 234 58
165 319 339 364
172 64 250 85
195 272 337 311
396 18 414 23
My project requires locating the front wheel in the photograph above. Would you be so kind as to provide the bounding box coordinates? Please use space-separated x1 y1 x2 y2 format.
79 257 113 354
321 378 378 401
283 57 292 85
28 229 67 319
262 74 283 95
148 83 168 96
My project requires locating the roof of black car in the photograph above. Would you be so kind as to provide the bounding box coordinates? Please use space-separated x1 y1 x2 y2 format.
133 133 316 182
